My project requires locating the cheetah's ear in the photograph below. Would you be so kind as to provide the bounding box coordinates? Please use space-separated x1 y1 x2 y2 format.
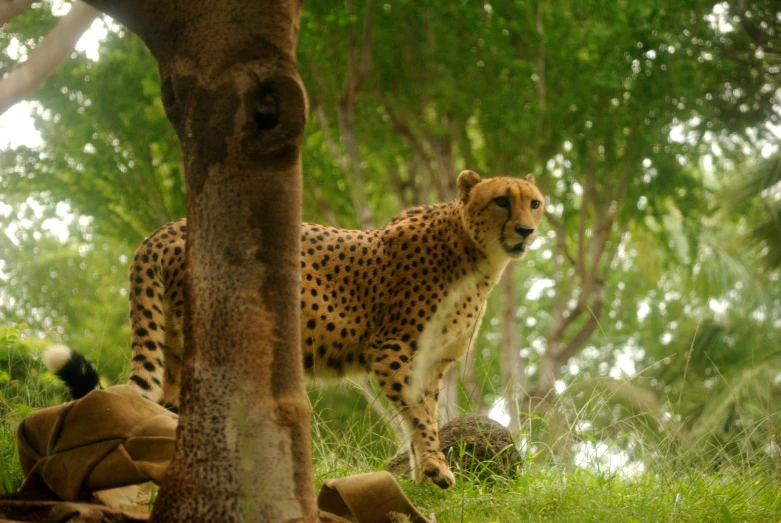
525 173 536 184
457 170 481 202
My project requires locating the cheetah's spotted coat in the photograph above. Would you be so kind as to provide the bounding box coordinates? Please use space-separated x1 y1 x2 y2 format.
57 170 544 488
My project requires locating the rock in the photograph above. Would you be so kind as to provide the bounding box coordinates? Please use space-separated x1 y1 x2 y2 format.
386 452 413 478
386 414 522 480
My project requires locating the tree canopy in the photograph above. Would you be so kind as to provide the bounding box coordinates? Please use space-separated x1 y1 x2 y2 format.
1 0 779 467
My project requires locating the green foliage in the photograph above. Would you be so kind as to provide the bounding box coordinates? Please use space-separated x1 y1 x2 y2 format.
1 0 781 512
720 153 781 269
1 4 184 241
0 324 64 493
308 383 398 459
0 199 132 380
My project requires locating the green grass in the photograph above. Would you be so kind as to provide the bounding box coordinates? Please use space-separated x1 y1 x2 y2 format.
1 325 64 493
390 464 781 522
2 333 780 522
309 411 781 523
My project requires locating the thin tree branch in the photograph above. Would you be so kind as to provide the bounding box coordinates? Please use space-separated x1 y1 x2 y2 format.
426 127 456 201
555 281 606 365
315 104 350 173
335 101 375 229
532 280 606 402
545 211 577 267
341 0 375 106
313 196 342 228
0 0 35 27
386 162 415 209
533 1 546 167
335 0 377 230
600 219 630 282
499 268 526 428
588 144 633 281
535 3 546 110
0 1 100 116
576 154 590 282
578 141 603 300
382 98 436 179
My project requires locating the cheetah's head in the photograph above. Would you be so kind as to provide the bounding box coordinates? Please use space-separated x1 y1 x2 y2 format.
457 170 545 260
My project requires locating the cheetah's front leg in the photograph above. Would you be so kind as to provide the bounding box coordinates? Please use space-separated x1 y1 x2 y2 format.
372 345 455 489
403 384 455 489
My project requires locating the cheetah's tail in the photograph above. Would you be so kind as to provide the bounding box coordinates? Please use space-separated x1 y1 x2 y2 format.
42 344 101 400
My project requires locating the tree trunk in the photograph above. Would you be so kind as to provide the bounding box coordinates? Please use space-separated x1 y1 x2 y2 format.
331 0 376 230
463 339 487 415
499 267 527 431
0 1 99 116
83 0 316 520
438 364 460 424
428 131 457 201
335 100 375 230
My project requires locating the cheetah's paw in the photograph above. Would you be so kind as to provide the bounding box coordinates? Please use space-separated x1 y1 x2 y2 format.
412 452 456 489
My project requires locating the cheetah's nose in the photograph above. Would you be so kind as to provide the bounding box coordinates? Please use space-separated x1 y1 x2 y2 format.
515 226 535 238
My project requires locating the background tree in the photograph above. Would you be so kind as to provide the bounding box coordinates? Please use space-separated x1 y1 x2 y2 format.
299 0 780 435
0 0 98 116
716 0 781 269
1 23 185 240
1 0 779 485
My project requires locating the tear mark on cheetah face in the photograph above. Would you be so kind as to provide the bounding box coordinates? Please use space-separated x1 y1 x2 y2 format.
457 170 545 261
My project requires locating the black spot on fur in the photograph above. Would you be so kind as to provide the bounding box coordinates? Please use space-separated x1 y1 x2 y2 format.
129 375 152 391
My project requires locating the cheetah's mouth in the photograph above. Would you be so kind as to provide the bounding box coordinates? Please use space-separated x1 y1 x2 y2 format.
500 237 527 256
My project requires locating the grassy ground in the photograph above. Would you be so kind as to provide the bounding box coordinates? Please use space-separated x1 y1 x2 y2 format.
309 408 781 523
394 466 780 523
2 334 780 522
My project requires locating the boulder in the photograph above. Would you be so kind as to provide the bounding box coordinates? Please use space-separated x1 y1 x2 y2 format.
386 414 521 480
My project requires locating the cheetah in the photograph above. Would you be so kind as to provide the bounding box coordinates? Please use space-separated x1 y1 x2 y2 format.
46 170 545 489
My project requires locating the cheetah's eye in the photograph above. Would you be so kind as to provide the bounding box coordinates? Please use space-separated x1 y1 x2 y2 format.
493 196 509 208
531 200 541 210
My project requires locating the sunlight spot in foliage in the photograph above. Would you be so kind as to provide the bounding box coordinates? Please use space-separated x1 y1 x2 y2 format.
708 298 728 316
527 279 554 300
5 37 26 61
487 397 509 426
637 301 651 321
0 103 43 150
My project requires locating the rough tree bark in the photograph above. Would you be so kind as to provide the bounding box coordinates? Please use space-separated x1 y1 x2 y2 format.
80 0 316 520
0 0 99 116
